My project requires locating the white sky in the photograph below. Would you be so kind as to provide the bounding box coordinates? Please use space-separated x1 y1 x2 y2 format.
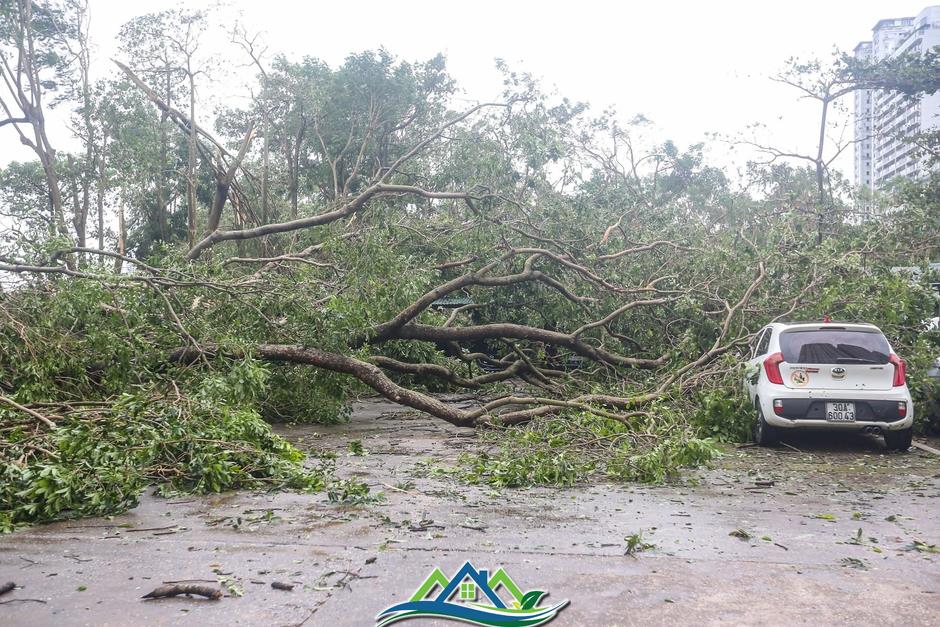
0 0 932 178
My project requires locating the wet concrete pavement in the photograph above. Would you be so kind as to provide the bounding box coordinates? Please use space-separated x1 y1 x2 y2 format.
1 399 938 626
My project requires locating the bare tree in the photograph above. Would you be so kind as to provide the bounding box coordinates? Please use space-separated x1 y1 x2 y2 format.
0 0 69 247
737 51 940 239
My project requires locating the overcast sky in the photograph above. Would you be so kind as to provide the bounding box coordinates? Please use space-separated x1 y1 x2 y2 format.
0 0 933 177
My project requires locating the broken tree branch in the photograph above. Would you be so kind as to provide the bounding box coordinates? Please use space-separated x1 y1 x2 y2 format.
0 395 56 429
141 584 222 600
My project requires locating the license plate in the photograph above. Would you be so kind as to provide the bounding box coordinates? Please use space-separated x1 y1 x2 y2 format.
826 402 855 422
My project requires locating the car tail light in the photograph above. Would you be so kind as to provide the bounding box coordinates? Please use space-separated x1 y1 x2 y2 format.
763 352 784 385
773 399 784 416
888 354 906 387
897 402 907 418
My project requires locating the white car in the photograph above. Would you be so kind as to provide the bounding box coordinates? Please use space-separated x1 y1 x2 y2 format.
744 322 913 450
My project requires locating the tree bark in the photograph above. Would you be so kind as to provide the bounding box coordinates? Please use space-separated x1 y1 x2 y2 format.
114 203 126 273
156 57 172 241
68 156 87 249
290 111 305 220
186 58 197 248
206 126 255 233
815 97 830 244
261 113 270 224
96 129 108 250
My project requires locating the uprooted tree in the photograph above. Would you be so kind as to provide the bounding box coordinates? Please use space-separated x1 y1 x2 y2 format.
2 3 939 527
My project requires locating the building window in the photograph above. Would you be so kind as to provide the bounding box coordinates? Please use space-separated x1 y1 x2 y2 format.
459 582 476 600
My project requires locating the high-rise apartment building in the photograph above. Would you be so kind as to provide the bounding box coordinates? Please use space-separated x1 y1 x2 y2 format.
854 6 940 190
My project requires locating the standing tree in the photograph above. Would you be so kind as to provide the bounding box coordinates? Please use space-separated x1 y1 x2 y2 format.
117 8 210 249
740 49 940 239
0 0 73 247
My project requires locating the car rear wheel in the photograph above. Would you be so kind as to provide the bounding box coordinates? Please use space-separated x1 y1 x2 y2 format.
753 403 779 446
884 427 912 452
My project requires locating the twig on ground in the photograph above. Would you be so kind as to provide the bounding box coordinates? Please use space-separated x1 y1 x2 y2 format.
381 482 419 495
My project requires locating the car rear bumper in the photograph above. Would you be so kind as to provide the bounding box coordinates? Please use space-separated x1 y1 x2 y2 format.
758 389 913 430
775 398 906 422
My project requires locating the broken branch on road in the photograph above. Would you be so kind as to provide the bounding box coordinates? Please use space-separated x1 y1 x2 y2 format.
141 584 223 601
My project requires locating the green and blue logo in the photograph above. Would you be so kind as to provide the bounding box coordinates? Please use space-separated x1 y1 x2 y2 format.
375 561 569 627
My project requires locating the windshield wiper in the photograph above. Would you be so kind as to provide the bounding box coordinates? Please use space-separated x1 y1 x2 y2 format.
835 357 882 364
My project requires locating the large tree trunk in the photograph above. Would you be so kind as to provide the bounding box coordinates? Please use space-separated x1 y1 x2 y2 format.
114 203 126 274
156 58 172 242
97 130 108 250
67 155 87 250
814 98 831 244
206 126 255 234
289 111 305 220
186 62 198 247
261 113 270 224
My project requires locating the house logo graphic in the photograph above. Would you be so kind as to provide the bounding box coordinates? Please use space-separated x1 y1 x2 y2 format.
375 561 569 627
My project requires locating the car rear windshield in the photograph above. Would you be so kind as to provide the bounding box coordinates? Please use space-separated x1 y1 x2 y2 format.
779 329 890 364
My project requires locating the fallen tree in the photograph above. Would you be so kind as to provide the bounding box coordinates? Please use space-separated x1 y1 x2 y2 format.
2 16 939 526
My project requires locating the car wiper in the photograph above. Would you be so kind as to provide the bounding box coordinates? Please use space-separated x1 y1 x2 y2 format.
835 357 881 364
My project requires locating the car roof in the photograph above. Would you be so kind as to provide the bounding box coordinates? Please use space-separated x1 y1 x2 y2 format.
766 322 883 333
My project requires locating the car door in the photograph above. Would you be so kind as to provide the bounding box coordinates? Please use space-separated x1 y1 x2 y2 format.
744 328 770 402
744 327 774 402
